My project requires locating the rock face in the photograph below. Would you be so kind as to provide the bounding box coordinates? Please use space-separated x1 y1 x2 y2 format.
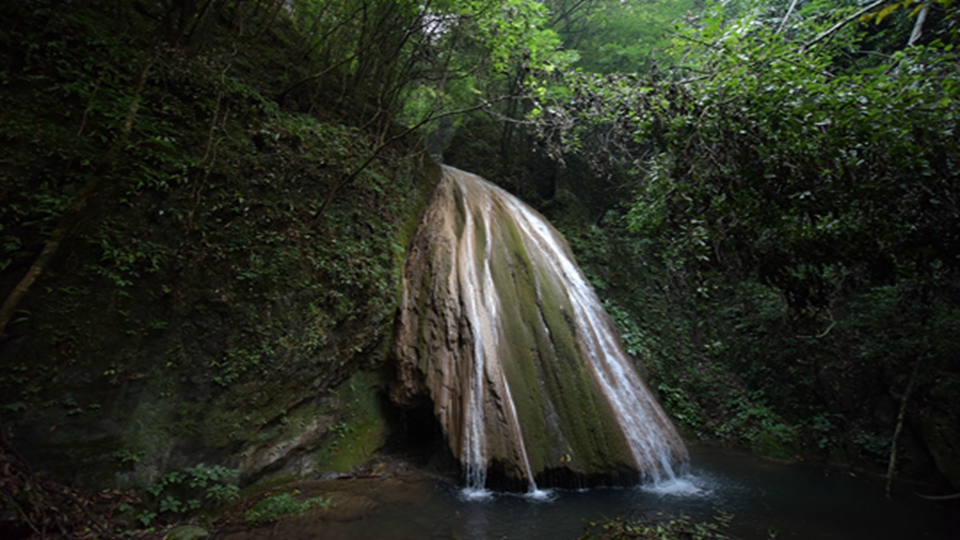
392 166 687 489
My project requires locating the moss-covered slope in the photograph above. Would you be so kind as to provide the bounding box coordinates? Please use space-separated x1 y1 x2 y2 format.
0 1 434 489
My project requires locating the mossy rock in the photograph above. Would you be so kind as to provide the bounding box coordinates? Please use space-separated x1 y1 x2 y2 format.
918 413 960 489
165 525 209 540
314 371 390 473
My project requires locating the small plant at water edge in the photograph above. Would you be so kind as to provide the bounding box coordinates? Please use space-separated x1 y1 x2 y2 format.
245 491 333 525
580 512 744 540
133 464 240 526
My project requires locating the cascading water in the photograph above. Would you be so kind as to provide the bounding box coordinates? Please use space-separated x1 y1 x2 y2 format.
392 165 688 492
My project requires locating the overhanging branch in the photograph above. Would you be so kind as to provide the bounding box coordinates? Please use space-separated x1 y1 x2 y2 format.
801 0 886 53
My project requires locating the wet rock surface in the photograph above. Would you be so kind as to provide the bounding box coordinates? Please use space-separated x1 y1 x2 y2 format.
392 166 687 488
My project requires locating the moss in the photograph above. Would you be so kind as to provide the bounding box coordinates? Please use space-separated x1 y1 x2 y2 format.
489 212 550 472
537 281 630 473
315 371 389 473
484 200 633 478
918 413 960 489
0 1 429 489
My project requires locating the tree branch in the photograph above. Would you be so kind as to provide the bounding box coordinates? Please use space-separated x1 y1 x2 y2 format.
777 0 801 34
315 96 510 220
801 0 886 53
908 3 931 47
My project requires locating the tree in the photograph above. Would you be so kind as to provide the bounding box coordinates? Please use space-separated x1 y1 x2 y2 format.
532 0 959 305
0 0 572 338
528 0 960 482
544 0 699 73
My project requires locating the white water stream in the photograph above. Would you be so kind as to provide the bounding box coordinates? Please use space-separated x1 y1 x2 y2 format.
397 166 687 493
497 178 683 483
455 174 542 496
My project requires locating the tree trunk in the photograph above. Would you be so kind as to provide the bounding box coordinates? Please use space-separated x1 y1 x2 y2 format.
885 358 921 496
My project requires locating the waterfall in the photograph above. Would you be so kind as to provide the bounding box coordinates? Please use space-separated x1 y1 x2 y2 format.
392 165 688 492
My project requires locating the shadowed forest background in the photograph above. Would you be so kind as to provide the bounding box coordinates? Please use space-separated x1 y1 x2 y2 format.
1 0 959 537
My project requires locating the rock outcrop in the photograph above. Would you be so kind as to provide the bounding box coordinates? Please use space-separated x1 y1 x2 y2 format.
392 166 687 489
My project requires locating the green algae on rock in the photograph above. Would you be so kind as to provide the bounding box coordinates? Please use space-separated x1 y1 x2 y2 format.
391 166 688 490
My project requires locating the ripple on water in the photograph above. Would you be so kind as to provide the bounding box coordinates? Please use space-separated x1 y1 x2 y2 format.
460 487 494 501
640 473 712 497
523 488 557 502
460 486 557 503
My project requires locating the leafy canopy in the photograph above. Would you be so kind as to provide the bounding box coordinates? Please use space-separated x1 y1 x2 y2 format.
531 0 960 310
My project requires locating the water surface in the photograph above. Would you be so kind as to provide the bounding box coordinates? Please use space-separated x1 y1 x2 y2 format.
220 447 959 540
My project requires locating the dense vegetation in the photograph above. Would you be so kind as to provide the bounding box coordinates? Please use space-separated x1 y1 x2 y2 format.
1 0 959 537
529 0 960 486
523 3 960 534
451 0 960 490
0 0 535 535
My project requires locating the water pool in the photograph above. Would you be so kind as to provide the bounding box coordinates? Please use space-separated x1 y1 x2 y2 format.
217 447 959 540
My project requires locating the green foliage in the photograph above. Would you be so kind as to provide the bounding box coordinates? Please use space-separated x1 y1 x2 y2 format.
807 412 843 451
112 448 144 466
0 0 434 494
546 0 697 73
136 464 239 526
580 512 740 540
473 0 561 73
537 5 959 309
527 0 960 478
657 383 704 431
716 395 799 458
603 301 651 358
280 0 573 139
245 491 332 525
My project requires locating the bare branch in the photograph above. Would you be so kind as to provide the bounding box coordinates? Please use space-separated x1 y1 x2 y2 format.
908 3 931 47
886 357 922 497
315 96 511 220
777 0 801 34
801 0 885 53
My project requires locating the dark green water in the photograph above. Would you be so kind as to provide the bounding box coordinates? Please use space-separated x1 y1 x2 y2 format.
227 447 959 540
